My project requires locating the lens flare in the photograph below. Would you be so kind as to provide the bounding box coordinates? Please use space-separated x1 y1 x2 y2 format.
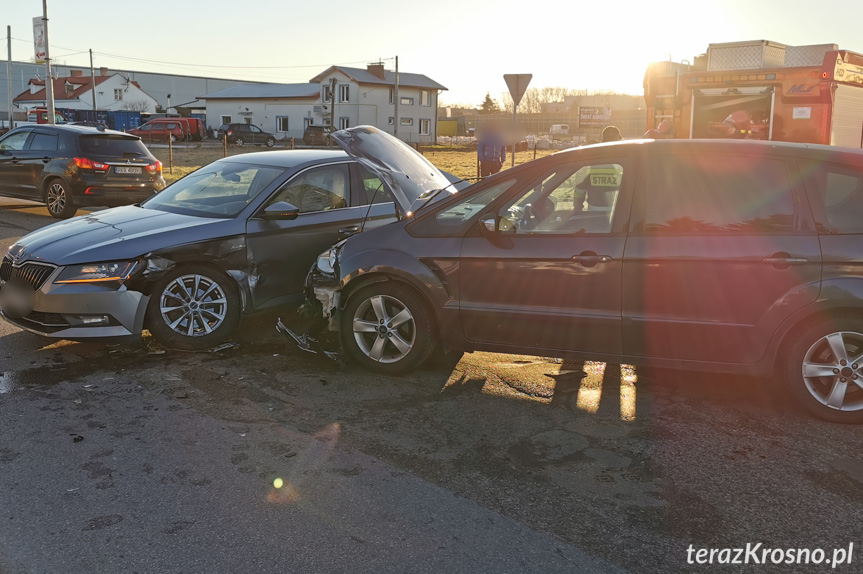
273 477 284 489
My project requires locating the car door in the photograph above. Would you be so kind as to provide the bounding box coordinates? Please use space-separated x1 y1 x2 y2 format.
0 129 34 197
245 161 370 308
621 150 821 363
458 154 633 355
248 125 263 144
18 130 59 198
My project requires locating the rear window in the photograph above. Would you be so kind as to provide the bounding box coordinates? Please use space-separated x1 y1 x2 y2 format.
802 162 863 234
79 136 150 157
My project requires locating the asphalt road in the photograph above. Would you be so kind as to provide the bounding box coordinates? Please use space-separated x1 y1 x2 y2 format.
1 198 862 573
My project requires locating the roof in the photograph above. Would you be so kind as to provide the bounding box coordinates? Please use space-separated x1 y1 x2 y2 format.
6 124 135 137
14 75 114 102
309 66 447 90
200 83 321 100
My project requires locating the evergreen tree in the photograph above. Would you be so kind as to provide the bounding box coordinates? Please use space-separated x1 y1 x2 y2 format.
479 92 499 114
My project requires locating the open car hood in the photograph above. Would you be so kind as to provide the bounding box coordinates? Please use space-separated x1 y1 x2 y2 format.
331 125 459 214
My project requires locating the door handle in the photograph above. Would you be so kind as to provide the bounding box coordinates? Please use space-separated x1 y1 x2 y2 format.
763 253 808 268
572 251 613 267
338 225 361 237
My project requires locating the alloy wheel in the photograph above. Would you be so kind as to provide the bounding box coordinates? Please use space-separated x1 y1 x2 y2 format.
801 330 863 411
159 274 229 337
46 183 67 215
352 295 416 363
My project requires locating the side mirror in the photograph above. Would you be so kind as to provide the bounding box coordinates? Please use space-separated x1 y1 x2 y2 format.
478 214 497 234
262 201 300 220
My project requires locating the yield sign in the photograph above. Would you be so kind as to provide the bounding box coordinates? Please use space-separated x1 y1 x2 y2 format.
504 74 532 107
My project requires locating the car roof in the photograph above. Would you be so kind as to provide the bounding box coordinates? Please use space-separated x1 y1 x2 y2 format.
9 124 132 137
217 149 349 168
557 138 863 164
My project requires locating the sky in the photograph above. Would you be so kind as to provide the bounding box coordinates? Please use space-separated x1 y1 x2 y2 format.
5 0 863 107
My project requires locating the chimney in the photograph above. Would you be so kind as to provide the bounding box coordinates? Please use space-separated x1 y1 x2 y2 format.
100 67 108 76
367 63 386 80
70 70 83 77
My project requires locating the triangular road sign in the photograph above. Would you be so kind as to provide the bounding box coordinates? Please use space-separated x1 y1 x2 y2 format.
504 74 533 107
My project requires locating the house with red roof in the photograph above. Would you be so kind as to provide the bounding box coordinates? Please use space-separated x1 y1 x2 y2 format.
13 68 158 113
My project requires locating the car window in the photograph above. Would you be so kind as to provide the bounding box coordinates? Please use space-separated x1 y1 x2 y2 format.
425 179 516 230
142 161 286 218
165 123 177 130
250 126 262 133
358 165 394 205
640 155 796 233
497 161 624 234
28 132 58 151
268 164 350 213
239 125 251 132
80 136 149 157
0 131 31 151
802 162 863 234
138 124 152 131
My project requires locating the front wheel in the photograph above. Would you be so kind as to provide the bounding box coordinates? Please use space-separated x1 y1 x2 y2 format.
45 179 77 219
265 137 275 148
782 318 863 423
340 282 435 375
146 265 241 351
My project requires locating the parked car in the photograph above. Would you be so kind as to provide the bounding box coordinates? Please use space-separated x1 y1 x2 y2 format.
0 124 165 218
0 144 464 352
128 119 187 143
303 125 334 146
300 129 863 423
217 123 276 147
69 120 109 130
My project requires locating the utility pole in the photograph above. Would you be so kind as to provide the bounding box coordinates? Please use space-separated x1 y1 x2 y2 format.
6 26 13 129
42 0 55 124
394 55 399 139
89 49 96 110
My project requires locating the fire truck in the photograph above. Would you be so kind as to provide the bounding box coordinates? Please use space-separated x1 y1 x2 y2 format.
644 40 863 147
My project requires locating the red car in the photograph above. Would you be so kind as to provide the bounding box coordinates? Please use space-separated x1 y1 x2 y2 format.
128 119 187 143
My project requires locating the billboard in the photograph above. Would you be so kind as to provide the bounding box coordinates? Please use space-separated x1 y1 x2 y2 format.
33 16 46 64
578 106 612 127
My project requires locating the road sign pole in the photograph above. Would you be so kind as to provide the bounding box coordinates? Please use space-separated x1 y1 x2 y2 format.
503 74 532 169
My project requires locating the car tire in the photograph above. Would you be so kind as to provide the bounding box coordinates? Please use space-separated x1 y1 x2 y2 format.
44 178 77 219
234 137 244 146
265 137 275 148
782 317 863 423
340 282 435 375
146 264 241 351
169 134 177 143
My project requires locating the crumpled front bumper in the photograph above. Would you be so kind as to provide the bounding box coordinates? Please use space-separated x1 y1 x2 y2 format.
276 262 342 359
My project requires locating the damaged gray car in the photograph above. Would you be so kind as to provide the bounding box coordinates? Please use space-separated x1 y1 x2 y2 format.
0 144 456 350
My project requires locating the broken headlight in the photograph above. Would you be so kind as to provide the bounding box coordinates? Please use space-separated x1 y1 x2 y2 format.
316 247 338 275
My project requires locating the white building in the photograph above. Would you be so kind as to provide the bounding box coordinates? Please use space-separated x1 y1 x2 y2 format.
201 63 446 143
13 69 158 113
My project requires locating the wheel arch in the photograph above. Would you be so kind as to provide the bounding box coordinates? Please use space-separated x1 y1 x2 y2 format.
771 304 863 373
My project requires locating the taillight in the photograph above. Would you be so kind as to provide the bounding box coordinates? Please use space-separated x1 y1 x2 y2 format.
146 161 162 174
227 130 233 136
73 157 109 172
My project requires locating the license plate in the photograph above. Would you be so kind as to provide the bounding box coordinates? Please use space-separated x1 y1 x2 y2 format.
115 166 142 174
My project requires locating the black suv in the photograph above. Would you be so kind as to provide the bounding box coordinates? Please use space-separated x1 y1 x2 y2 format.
217 123 276 147
304 130 863 423
0 124 166 218
303 125 333 146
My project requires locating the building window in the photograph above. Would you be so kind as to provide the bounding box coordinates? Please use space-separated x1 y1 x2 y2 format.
419 119 430 135
277 117 289 132
389 88 394 104
420 90 430 106
400 118 413 126
244 117 253 124
114 88 123 101
388 117 394 125
221 115 232 124
339 85 350 103
322 85 333 102
339 117 350 130
400 96 414 106
323 118 332 126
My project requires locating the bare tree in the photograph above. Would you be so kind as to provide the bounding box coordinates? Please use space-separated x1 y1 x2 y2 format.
122 100 152 112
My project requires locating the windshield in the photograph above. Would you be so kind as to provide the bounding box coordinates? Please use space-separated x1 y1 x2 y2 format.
142 161 286 218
